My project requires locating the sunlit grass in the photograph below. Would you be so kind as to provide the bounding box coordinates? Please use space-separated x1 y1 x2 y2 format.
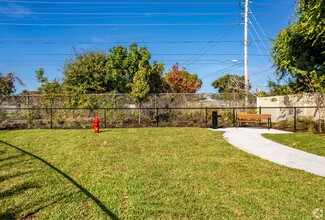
263 132 325 156
0 128 324 219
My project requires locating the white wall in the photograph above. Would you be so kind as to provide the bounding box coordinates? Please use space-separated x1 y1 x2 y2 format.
257 94 324 122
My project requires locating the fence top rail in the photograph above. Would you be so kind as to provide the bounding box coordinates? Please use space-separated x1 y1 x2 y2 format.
0 106 322 110
6 92 242 97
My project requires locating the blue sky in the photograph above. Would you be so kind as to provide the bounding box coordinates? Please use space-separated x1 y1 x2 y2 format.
0 0 295 94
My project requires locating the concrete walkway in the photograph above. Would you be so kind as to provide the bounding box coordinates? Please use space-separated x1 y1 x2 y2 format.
211 127 325 177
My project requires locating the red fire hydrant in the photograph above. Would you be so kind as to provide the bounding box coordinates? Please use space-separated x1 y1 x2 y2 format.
93 117 100 133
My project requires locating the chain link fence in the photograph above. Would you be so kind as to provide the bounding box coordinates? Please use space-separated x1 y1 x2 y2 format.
0 106 324 132
0 93 257 109
1 93 324 132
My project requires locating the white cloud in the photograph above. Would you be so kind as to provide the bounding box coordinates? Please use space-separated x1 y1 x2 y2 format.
90 36 112 43
0 3 34 19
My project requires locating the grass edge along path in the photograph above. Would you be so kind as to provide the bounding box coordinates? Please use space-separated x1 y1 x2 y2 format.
0 128 324 219
262 132 325 157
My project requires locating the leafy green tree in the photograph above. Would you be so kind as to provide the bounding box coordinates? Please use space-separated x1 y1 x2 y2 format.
130 63 151 123
36 68 61 94
0 72 23 98
212 74 246 93
106 45 128 92
62 50 111 94
266 80 294 96
147 61 165 93
108 43 166 93
271 0 325 93
130 63 150 105
125 43 149 90
62 43 165 95
164 63 202 93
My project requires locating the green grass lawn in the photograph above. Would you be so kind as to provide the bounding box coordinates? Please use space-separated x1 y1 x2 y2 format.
263 132 325 156
0 128 324 219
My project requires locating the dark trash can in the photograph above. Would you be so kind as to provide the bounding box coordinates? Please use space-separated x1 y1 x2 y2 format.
212 111 221 129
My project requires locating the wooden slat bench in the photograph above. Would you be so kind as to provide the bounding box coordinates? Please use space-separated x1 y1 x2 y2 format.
236 113 272 129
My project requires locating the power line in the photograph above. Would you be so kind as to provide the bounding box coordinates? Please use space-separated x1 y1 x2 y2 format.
0 53 247 56
201 63 243 79
0 14 239 21
248 19 269 52
3 5 240 10
1 59 243 63
253 3 295 9
186 23 238 66
250 68 273 76
248 18 270 65
184 15 240 65
250 9 272 47
0 40 245 44
0 16 144 21
248 28 268 65
0 23 241 27
252 13 289 19
0 53 270 56
1 62 240 66
0 30 238 41
1 12 239 16
3 5 234 10
0 34 268 41
0 31 237 40
0 1 240 5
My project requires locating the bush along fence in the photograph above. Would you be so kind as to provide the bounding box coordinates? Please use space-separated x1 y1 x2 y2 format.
0 106 324 132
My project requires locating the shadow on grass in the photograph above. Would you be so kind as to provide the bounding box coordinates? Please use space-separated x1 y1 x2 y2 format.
0 192 75 220
0 159 32 170
0 140 120 220
0 154 24 163
98 129 111 133
0 181 40 198
0 171 34 183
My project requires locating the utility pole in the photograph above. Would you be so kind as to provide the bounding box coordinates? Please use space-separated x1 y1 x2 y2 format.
244 0 249 106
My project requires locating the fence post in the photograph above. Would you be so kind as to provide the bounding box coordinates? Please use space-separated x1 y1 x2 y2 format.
259 106 262 114
155 93 157 108
114 93 116 108
293 107 297 131
104 108 107 128
233 108 236 127
205 108 208 128
50 108 53 129
156 108 159 127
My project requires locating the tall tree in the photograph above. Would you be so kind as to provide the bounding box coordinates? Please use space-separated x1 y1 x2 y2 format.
62 43 165 94
36 68 61 94
106 43 163 93
147 61 165 93
212 74 247 93
62 50 111 94
164 63 202 93
271 0 325 93
0 72 23 98
106 45 128 92
130 63 150 105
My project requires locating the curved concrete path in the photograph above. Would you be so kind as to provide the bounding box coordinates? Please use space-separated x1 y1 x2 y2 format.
211 127 325 177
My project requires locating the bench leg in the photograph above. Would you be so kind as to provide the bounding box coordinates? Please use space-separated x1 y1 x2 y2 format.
268 118 272 130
